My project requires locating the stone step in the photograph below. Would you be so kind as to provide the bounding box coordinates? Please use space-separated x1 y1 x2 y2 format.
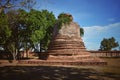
50 41 84 44
50 44 84 46
48 52 90 55
48 48 87 51
47 56 95 61
49 46 85 50
48 50 89 55
54 35 82 40
18 60 107 66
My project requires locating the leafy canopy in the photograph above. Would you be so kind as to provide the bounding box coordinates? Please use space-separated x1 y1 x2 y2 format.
16 9 56 51
0 10 11 44
100 37 119 51
57 13 72 29
80 28 84 37
0 8 56 60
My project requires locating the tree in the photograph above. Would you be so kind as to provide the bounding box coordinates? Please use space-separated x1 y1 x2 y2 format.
0 9 30 60
0 10 11 45
0 0 36 13
15 9 56 54
57 13 72 30
80 28 84 37
39 10 56 51
99 37 119 51
3 9 22 60
0 1 56 59
0 9 56 59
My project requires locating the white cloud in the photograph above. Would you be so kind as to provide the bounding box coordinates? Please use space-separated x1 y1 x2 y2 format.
83 22 120 50
107 22 120 28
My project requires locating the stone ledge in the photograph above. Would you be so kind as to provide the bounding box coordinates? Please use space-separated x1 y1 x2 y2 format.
18 60 107 66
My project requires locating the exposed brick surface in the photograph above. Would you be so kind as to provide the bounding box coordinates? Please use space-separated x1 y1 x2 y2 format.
39 21 107 66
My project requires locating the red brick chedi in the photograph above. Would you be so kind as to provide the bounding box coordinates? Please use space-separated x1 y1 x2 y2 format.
45 14 107 65
18 14 107 66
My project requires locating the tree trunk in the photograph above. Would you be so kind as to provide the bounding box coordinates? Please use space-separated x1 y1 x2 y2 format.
12 52 16 60
25 49 30 58
40 41 41 52
12 49 18 61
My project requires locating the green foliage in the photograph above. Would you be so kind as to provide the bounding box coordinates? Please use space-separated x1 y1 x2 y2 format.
100 37 119 51
28 9 56 50
57 13 72 29
0 10 11 44
80 28 84 37
11 9 55 52
2 10 21 60
31 30 44 43
0 9 56 59
39 10 56 50
0 0 57 58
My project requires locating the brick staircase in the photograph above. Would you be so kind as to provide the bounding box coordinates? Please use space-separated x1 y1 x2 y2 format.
44 34 106 65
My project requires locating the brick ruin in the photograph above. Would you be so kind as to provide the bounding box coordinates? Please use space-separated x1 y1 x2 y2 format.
43 19 106 65
18 14 107 66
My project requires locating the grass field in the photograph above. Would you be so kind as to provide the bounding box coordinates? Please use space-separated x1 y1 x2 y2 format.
0 58 120 80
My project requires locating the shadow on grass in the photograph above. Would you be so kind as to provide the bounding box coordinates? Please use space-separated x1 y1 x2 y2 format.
0 66 120 80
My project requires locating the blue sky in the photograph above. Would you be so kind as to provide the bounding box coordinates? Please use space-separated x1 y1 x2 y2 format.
34 0 120 50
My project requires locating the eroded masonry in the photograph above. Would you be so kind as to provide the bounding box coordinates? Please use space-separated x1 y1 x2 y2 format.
19 14 107 66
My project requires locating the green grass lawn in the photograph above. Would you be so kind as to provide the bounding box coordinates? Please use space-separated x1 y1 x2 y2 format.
0 58 120 80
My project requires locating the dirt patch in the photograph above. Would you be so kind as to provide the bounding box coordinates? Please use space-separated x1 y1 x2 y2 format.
0 58 120 80
0 65 119 80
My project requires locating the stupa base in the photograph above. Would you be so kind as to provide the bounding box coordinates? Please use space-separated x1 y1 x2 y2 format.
18 59 107 66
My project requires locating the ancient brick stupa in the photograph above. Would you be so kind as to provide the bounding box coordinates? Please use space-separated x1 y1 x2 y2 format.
18 14 107 66
46 14 107 65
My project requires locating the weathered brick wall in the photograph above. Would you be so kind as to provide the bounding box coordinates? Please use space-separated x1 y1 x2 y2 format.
89 51 120 57
0 51 38 59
